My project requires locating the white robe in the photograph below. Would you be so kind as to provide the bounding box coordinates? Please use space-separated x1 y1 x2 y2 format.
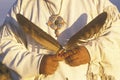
0 0 120 80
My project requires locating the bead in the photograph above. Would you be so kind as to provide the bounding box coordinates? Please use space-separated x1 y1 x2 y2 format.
47 15 65 37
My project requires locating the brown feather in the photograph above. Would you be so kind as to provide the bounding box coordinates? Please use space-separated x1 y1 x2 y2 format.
65 12 107 50
16 14 62 53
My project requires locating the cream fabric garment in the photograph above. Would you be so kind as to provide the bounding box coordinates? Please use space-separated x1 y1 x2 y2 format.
0 0 120 80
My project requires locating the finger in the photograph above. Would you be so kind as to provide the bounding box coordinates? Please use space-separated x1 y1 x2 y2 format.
52 54 64 61
66 55 90 66
68 61 81 67
45 68 56 75
57 49 68 58
65 57 72 64
61 50 73 58
66 57 82 66
64 46 80 59
69 47 82 59
68 52 80 60
51 49 65 61
57 49 65 56
65 56 78 64
53 62 59 68
53 49 72 61
70 58 89 66
45 64 58 75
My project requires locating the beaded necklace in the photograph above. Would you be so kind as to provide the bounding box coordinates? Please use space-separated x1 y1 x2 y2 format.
44 0 66 37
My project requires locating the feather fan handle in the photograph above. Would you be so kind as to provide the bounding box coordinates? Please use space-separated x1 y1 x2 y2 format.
65 12 107 50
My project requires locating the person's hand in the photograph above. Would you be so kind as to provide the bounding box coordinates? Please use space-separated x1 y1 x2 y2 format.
39 50 68 75
65 46 91 67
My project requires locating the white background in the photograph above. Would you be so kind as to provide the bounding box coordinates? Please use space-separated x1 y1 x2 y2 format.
0 0 120 26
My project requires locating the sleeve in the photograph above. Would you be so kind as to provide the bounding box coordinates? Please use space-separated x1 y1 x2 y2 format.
0 0 44 79
85 0 120 79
